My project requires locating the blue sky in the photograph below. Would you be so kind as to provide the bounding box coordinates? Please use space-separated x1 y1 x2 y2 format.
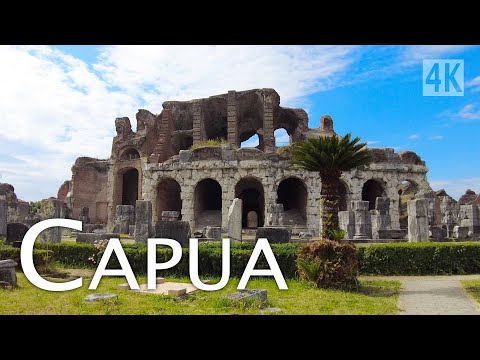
0 45 479 201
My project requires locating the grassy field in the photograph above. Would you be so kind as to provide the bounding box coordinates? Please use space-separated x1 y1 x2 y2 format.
0 273 401 315
461 280 480 304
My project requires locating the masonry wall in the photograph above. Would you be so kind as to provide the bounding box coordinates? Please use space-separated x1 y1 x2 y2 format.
141 151 430 234
71 165 109 223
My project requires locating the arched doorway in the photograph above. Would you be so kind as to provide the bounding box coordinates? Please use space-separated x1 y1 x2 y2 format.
362 179 385 210
277 177 307 225
121 148 140 160
194 179 222 227
398 179 419 229
235 177 265 228
157 178 182 221
122 168 139 206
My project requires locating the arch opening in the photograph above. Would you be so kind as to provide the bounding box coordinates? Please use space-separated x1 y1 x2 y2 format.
277 177 307 225
274 128 291 147
235 177 265 228
362 179 385 211
157 178 182 222
122 168 139 206
195 179 222 227
121 148 140 160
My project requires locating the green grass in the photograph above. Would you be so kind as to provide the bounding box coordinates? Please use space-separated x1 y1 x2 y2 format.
0 273 400 315
190 138 228 150
461 280 480 304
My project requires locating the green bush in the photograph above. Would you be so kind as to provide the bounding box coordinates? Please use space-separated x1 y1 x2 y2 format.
36 241 300 277
358 242 480 275
297 240 358 289
0 245 52 269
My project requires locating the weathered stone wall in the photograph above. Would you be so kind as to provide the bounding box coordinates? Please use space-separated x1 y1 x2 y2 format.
71 158 109 224
141 146 430 235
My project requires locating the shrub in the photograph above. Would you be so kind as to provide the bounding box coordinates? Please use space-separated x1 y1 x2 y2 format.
0 245 52 269
357 241 480 275
35 242 96 267
297 240 358 289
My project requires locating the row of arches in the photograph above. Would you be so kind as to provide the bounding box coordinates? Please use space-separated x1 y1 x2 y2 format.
119 169 421 231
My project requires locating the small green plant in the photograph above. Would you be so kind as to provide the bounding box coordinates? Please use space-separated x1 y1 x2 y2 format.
321 212 346 241
190 138 228 150
296 257 322 284
330 229 347 241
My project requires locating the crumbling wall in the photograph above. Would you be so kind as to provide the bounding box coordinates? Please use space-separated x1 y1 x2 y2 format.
71 157 109 224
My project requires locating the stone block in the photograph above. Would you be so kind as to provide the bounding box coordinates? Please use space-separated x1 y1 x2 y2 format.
114 205 135 234
167 288 186 297
135 201 152 244
351 201 372 240
407 199 429 242
224 289 267 304
161 211 180 222
255 227 290 243
0 259 17 288
156 277 166 284
6 223 28 244
155 221 191 247
339 211 355 239
430 225 447 241
453 226 469 240
204 226 222 239
378 229 407 239
228 198 242 241
85 293 118 302
0 199 7 236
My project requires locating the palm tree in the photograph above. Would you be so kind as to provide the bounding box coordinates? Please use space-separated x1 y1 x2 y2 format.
291 133 371 240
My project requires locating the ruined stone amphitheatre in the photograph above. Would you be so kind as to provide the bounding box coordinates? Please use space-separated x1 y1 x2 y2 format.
1 88 479 243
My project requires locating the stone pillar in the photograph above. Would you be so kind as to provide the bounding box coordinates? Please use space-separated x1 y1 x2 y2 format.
0 199 7 236
352 201 372 240
417 191 438 225
134 200 152 244
453 225 469 240
371 197 391 239
440 196 459 238
51 199 66 243
113 205 135 234
338 210 355 239
79 207 90 227
227 90 238 147
193 103 204 146
459 204 480 237
265 203 284 226
407 199 429 242
263 93 275 152
0 259 18 288
228 198 242 241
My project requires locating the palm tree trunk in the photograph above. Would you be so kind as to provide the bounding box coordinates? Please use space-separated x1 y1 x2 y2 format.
320 174 340 240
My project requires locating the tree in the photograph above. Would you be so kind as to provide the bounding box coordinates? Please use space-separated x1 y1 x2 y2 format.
291 133 371 240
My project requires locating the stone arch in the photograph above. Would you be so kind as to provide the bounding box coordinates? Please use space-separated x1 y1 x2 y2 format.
237 92 265 150
235 177 265 228
194 178 222 228
156 178 182 222
398 179 420 230
120 147 141 160
274 128 291 147
277 177 308 225
362 179 386 210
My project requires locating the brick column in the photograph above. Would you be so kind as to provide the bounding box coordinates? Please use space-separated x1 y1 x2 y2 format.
263 93 275 152
150 107 173 163
227 91 238 147
193 103 203 145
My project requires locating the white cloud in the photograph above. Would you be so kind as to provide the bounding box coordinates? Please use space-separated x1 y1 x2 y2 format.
401 45 471 66
429 135 444 141
0 45 359 200
466 75 480 92
408 134 420 140
95 45 357 109
430 178 480 201
366 140 380 146
457 103 480 120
